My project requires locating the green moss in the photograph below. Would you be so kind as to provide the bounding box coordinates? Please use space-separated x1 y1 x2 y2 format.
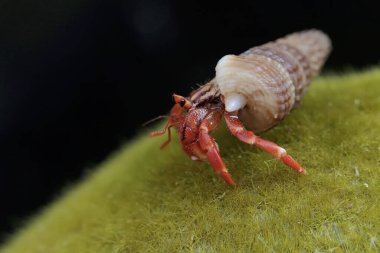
1 68 380 253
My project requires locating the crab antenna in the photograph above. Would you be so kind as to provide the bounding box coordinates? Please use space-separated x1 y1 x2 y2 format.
142 115 169 127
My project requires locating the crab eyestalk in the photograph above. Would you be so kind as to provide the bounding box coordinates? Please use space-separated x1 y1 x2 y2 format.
173 94 192 109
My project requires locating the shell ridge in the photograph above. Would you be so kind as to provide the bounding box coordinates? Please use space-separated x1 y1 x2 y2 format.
215 29 331 132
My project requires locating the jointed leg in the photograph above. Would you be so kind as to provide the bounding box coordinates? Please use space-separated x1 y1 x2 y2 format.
198 112 235 186
149 121 173 149
224 112 307 175
150 104 184 149
199 131 235 186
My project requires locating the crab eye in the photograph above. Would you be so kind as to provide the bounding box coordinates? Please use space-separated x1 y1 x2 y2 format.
179 99 186 107
173 94 192 109
181 99 192 109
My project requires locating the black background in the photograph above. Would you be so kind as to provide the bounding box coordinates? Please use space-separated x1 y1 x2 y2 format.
0 0 379 241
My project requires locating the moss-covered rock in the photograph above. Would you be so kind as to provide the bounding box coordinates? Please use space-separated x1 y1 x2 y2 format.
1 69 380 252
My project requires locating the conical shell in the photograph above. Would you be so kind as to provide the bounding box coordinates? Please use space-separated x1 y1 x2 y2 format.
215 29 331 132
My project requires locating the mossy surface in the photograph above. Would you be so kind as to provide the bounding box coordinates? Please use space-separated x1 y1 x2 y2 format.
1 69 380 253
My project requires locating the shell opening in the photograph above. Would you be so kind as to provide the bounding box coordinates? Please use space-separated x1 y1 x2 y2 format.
224 93 247 112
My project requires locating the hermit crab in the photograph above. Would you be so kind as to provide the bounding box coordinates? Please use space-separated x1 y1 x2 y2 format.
150 29 331 186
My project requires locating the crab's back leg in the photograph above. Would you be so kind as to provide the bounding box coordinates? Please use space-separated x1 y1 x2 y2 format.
198 111 235 186
224 112 307 175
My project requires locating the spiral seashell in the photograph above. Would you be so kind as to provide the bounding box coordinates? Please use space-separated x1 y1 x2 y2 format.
215 29 331 132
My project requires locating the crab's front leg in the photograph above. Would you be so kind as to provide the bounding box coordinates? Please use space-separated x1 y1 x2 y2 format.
198 111 235 186
224 111 307 175
150 104 184 149
150 122 173 149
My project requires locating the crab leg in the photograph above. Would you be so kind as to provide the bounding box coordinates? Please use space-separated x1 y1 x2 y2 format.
224 112 307 175
198 112 235 186
150 121 173 149
150 104 184 149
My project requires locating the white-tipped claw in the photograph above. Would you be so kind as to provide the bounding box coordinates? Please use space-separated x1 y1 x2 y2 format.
191 156 199 161
224 93 247 112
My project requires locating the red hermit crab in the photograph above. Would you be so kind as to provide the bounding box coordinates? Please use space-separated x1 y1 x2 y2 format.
150 30 331 186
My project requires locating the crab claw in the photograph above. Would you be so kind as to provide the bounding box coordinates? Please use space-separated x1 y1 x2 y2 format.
199 131 235 187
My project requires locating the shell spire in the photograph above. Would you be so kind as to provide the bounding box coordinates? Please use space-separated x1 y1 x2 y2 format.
276 29 332 79
215 29 331 132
